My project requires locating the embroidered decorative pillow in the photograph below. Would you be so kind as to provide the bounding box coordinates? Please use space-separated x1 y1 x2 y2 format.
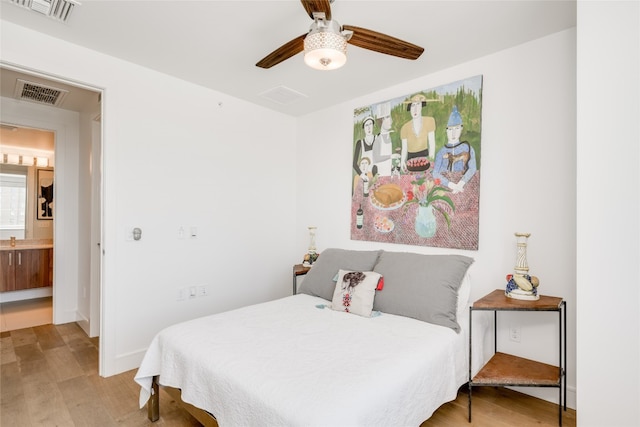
331 269 381 317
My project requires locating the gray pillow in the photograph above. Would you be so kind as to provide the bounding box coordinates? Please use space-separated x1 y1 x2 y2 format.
372 251 474 332
297 248 382 301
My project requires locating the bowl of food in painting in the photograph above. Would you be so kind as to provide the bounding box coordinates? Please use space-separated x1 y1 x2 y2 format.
371 184 405 210
374 216 394 233
406 157 430 171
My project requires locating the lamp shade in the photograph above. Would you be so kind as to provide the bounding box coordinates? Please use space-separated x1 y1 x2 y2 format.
21 155 34 166
304 21 347 70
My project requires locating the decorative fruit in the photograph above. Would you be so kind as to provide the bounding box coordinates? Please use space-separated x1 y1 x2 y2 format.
513 274 533 291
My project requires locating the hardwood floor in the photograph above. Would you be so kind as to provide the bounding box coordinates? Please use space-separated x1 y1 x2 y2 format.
1 323 576 426
1 323 199 426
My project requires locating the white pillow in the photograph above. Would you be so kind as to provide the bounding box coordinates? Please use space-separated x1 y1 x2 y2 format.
331 269 381 317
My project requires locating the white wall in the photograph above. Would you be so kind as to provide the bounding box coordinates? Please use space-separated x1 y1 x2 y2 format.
1 21 299 376
576 1 640 426
296 29 578 408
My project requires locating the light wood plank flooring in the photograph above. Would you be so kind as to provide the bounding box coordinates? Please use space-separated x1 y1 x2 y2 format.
1 323 576 426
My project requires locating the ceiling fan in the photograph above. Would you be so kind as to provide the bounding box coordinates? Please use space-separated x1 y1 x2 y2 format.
256 0 424 70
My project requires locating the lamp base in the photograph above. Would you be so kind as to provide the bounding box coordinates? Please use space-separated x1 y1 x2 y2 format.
505 288 540 301
303 251 319 267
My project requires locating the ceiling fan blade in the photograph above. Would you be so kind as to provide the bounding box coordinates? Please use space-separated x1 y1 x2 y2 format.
256 34 307 69
300 0 332 20
342 25 424 60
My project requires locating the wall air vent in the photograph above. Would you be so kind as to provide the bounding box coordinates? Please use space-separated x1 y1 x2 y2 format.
14 79 69 107
8 0 80 23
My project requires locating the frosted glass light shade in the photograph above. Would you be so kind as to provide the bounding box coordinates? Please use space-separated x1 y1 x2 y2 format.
304 31 347 70
21 155 34 166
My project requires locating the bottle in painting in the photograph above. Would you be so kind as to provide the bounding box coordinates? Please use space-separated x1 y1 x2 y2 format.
356 204 364 229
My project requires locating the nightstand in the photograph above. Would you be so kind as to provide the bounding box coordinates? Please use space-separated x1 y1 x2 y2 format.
468 289 566 425
292 264 310 294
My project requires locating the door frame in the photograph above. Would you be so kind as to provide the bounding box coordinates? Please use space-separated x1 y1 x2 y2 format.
0 61 105 366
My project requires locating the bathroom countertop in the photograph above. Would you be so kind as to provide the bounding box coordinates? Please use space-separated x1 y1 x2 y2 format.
0 240 54 251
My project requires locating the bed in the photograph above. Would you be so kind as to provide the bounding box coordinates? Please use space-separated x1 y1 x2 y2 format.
135 249 488 426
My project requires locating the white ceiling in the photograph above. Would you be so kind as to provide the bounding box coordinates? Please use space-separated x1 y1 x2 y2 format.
0 0 576 116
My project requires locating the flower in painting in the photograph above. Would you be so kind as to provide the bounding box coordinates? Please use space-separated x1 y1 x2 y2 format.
404 174 456 228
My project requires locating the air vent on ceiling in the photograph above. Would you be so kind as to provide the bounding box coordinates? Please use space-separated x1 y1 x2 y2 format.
259 86 307 106
8 0 80 22
14 79 69 107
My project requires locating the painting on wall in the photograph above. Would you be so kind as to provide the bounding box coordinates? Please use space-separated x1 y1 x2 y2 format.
351 75 483 250
36 168 54 220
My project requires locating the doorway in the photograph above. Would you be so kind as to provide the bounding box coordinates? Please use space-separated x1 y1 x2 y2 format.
0 126 55 331
0 65 103 339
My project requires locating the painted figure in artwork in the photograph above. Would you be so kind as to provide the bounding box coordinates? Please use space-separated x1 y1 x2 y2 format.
39 179 54 218
372 102 394 176
433 106 477 194
353 114 393 183
352 156 373 196
353 116 378 178
400 93 436 172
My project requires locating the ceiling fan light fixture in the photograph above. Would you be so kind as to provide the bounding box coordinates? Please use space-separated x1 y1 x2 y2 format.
304 20 347 71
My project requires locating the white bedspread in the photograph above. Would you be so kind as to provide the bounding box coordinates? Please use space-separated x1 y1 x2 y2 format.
135 294 482 426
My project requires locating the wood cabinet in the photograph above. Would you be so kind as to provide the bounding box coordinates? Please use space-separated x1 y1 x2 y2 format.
0 248 53 292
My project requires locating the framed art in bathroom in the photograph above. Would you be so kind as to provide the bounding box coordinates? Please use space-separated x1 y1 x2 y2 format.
36 168 54 220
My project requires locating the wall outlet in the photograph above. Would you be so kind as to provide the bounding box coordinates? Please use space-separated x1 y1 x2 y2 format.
509 325 521 343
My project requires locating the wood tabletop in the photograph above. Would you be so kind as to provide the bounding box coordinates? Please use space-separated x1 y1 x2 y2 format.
473 289 563 310
293 264 311 276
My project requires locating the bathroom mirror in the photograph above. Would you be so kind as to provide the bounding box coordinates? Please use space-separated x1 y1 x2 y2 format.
0 125 54 241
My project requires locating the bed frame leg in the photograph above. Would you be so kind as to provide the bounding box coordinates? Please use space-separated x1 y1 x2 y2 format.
148 375 160 422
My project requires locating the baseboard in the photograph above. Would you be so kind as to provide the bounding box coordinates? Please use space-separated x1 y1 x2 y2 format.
114 347 148 376
76 314 90 336
0 287 52 303
53 308 81 325
508 385 577 410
